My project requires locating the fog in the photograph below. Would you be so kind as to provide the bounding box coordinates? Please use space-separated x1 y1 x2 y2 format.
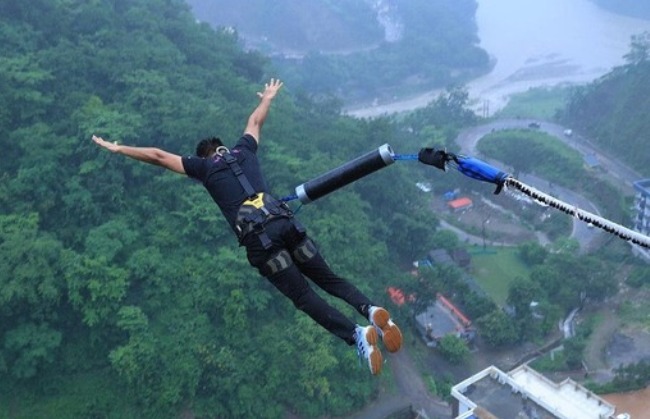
350 0 650 117
185 0 650 116
469 0 650 114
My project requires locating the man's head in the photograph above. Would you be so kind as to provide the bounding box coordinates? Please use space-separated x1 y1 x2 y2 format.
195 137 223 158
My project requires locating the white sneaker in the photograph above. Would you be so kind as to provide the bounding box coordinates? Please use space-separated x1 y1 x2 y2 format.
355 325 382 375
369 306 403 353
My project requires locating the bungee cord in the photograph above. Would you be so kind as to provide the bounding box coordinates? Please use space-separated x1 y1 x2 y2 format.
278 143 650 249
417 147 650 250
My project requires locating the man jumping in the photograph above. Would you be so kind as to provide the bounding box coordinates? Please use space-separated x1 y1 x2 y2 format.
92 78 402 375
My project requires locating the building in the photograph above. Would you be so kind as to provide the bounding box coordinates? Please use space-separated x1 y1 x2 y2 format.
450 248 472 269
451 365 622 419
428 248 454 266
448 197 474 212
415 293 475 347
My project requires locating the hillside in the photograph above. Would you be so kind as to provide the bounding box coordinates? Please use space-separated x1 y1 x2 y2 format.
0 0 451 417
186 0 491 103
186 0 384 52
557 33 650 176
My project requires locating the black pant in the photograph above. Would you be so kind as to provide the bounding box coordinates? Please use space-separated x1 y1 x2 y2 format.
242 218 374 345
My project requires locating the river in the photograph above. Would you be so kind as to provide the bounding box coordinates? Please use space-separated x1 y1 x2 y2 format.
347 0 650 118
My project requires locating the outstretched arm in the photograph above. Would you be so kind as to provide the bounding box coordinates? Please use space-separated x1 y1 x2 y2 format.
92 135 185 174
244 78 283 144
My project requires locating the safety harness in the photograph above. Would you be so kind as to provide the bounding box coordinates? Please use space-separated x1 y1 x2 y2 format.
218 146 302 249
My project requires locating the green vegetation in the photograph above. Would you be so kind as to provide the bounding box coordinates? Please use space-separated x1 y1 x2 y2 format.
477 129 629 223
269 0 491 103
495 86 572 120
558 31 650 176
588 360 650 394
0 0 462 417
478 129 586 186
470 247 530 305
530 349 568 372
619 299 650 329
0 0 502 415
437 335 470 364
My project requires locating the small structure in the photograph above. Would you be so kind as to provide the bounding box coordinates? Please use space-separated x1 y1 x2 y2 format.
427 248 471 270
428 249 454 266
448 197 473 212
414 293 475 347
386 286 415 306
450 248 472 269
451 364 619 419
444 189 460 201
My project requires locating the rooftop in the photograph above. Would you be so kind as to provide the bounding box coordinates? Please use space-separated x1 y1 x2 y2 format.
448 197 473 210
452 365 617 419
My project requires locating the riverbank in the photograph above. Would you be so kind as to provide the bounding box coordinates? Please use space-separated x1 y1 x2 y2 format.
345 0 650 119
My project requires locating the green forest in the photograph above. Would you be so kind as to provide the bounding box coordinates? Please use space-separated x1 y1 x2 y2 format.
4 0 650 417
0 1 461 417
559 31 650 176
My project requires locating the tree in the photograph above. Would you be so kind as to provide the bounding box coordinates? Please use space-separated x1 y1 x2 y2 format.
518 241 548 266
437 334 470 364
476 310 518 347
3 322 62 379
507 275 555 342
624 31 650 66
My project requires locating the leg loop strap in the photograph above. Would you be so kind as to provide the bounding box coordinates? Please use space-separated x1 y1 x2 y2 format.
292 238 318 264
260 250 293 276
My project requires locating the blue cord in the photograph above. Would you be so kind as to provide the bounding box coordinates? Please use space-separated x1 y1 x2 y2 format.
281 194 298 202
393 154 419 161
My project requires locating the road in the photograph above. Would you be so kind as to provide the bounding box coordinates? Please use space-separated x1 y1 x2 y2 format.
343 348 450 419
336 119 645 419
453 119 636 252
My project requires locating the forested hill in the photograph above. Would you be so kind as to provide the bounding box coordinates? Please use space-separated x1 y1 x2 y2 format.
558 33 650 176
0 1 454 417
187 0 491 104
186 0 385 52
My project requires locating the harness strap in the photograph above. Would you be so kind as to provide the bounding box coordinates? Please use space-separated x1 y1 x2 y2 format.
260 250 293 276
222 152 257 199
220 149 297 249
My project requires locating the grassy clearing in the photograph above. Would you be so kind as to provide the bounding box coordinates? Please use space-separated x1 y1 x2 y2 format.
495 86 572 120
469 246 531 305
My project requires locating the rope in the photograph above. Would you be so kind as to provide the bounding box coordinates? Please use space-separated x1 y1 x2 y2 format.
505 178 650 249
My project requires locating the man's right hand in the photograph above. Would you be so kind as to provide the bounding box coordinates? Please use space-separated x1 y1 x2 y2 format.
92 135 121 153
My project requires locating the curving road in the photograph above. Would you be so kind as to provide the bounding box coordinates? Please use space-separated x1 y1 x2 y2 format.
339 119 644 419
454 119 625 252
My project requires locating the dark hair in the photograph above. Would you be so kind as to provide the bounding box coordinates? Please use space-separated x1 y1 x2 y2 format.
195 137 223 157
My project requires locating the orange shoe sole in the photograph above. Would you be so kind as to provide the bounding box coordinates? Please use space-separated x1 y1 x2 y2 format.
371 308 403 353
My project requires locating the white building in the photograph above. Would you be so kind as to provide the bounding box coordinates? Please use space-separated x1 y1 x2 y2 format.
451 365 624 419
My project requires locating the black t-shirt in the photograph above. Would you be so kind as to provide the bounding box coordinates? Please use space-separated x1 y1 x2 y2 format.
182 134 269 232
